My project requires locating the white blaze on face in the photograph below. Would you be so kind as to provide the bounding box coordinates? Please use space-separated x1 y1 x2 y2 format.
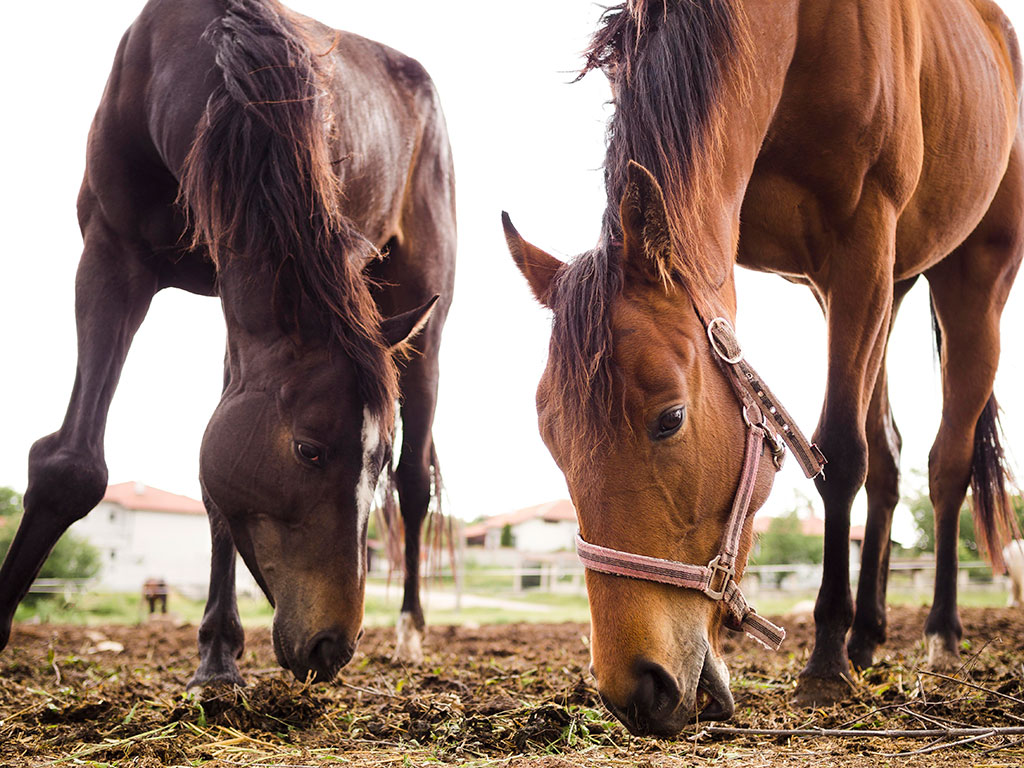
355 407 381 571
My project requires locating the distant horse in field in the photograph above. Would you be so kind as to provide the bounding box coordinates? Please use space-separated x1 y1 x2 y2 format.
505 0 1022 736
0 0 455 685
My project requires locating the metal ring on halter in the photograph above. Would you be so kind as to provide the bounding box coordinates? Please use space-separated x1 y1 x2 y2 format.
741 402 764 429
707 316 744 364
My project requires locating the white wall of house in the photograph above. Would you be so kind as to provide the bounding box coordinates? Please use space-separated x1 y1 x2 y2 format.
70 501 259 597
502 518 577 553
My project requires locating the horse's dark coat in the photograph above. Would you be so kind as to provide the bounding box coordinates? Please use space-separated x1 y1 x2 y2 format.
0 0 455 684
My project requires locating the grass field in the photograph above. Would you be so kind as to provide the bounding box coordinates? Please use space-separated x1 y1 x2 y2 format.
13 567 1014 630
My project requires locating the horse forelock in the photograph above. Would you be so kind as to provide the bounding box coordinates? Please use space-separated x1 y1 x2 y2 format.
546 1 747 473
546 0 751 473
179 0 398 432
545 242 625 479
583 0 752 303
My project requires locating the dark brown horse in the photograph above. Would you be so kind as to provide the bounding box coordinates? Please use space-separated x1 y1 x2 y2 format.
506 0 1022 736
0 0 455 685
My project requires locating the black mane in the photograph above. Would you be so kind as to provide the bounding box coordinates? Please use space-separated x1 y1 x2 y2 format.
180 0 397 427
547 0 747 470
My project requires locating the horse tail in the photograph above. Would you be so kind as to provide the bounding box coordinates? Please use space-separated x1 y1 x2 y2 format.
422 442 458 583
929 296 1019 572
374 438 454 577
969 397 1019 571
373 441 456 585
179 0 397 425
375 461 404 578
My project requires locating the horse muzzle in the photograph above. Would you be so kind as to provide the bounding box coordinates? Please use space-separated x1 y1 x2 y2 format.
599 650 734 737
273 620 362 682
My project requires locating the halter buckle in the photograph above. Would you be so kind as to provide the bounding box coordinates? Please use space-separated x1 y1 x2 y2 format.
703 555 735 601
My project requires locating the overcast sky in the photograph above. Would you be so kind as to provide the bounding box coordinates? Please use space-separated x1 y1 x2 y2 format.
2 1 1023 548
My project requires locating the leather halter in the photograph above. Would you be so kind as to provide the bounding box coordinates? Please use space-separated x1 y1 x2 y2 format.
575 316 826 651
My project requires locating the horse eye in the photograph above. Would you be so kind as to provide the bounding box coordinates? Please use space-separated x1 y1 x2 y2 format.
655 407 685 439
295 441 324 466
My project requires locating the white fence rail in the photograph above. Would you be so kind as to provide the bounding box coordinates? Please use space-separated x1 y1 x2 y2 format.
24 559 1008 598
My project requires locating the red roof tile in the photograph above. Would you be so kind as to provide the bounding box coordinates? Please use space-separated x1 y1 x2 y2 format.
103 482 205 516
464 499 576 539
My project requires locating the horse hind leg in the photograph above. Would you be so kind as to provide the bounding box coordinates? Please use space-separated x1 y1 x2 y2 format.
0 214 158 650
392 363 442 665
847 279 915 671
923 145 1024 668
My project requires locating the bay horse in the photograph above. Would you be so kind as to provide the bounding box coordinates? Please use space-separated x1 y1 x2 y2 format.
0 0 455 685
505 0 1022 736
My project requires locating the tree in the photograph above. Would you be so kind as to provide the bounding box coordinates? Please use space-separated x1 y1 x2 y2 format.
0 487 100 582
500 523 515 548
750 509 823 566
906 478 1023 561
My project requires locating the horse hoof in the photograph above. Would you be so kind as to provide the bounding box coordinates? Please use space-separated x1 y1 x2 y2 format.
392 612 424 665
925 634 961 670
792 674 852 708
846 640 876 672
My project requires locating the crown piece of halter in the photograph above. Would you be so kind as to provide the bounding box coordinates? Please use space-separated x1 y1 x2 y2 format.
575 316 825 651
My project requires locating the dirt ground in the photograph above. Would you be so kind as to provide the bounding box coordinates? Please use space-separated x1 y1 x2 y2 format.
0 606 1022 767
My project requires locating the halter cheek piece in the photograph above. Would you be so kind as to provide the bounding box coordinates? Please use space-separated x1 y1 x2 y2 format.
575 316 826 651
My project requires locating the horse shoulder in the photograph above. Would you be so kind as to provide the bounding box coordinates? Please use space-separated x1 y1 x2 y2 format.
738 1 924 276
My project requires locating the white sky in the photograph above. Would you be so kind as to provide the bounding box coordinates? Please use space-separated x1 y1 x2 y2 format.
1 1 1023 549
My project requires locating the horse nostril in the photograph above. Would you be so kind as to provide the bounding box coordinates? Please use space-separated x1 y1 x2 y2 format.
629 660 681 729
306 631 355 679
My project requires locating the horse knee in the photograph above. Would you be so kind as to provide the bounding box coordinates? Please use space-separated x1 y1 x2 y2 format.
25 434 107 524
395 462 432 516
816 433 868 508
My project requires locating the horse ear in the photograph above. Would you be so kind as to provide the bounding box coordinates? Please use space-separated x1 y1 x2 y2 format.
620 161 672 285
382 295 440 351
502 212 564 307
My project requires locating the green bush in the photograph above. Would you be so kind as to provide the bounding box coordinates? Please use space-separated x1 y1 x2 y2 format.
500 522 515 548
0 487 101 583
906 476 1023 562
750 510 823 566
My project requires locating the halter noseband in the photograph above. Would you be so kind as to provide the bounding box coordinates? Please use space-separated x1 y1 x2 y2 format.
575 316 826 651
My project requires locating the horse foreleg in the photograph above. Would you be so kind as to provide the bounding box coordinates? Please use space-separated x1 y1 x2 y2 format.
794 221 895 706
846 365 900 671
847 279 915 671
0 220 157 650
187 492 245 689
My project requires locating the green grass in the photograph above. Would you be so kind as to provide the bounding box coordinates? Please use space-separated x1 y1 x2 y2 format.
13 591 275 628
12 579 592 629
363 588 592 627
12 568 1011 629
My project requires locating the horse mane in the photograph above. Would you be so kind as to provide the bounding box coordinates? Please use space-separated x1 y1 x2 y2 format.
546 0 750 473
585 0 750 293
179 0 397 429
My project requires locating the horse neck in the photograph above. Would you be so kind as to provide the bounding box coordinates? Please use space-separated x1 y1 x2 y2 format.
216 261 308 381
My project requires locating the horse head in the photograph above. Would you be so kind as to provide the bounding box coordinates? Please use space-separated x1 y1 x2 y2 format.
505 163 781 736
200 276 437 683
